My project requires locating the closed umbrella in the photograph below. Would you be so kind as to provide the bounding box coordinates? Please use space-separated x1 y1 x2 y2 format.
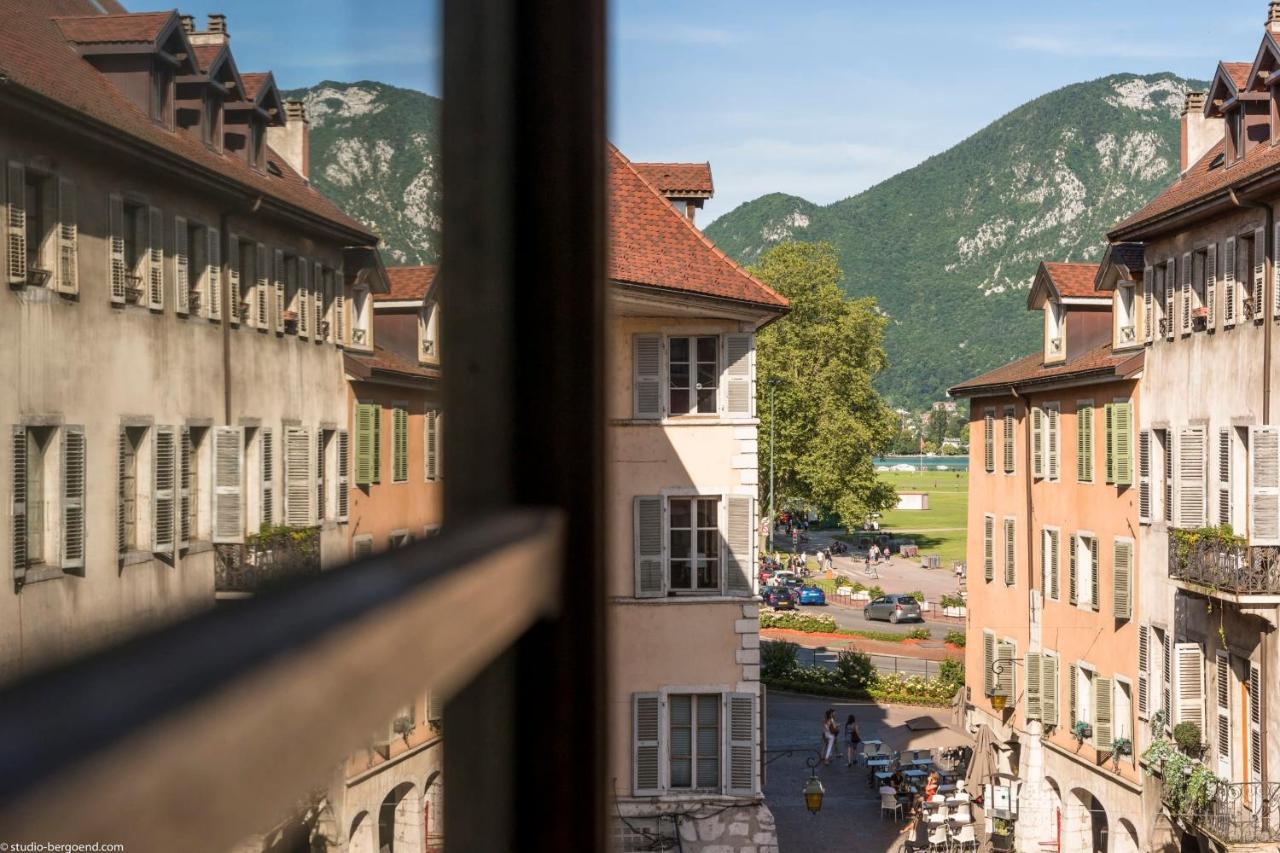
964 723 996 796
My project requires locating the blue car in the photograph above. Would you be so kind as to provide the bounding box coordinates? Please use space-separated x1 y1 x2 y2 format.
797 585 826 606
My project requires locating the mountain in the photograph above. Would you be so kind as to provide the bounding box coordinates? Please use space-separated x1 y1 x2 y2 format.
282 81 442 265
704 73 1207 409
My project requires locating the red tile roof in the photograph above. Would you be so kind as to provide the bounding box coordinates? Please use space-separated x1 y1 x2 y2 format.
609 146 787 310
240 72 270 102
1225 61 1253 90
345 346 440 383
192 44 224 74
1042 262 1103 298
377 266 437 303
54 11 171 44
631 162 714 196
1 1 373 242
949 343 1143 398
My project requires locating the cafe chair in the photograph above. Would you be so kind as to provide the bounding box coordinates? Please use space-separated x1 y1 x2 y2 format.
880 792 904 821
926 804 949 826
926 825 949 852
951 824 978 852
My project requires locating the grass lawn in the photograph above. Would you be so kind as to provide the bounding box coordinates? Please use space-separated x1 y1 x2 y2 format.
865 470 968 564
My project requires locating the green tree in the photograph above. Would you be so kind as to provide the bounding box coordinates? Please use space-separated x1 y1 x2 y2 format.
926 408 948 448
753 242 897 527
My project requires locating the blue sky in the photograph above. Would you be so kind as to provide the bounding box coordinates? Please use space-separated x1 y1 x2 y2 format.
148 0 1269 222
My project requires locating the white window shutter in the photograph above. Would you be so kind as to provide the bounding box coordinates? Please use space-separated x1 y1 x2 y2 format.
313 262 325 342
297 256 309 338
1068 663 1078 726
255 243 268 328
57 178 77 295
5 162 26 287
260 427 274 527
1003 517 1015 585
726 495 753 595
61 425 85 571
1164 258 1175 340
1138 625 1150 720
1047 407 1060 481
634 495 665 598
632 335 662 419
1249 426 1280 545
984 410 994 472
1255 226 1266 318
1178 427 1206 528
1224 237 1237 327
147 206 164 310
212 426 244 544
179 427 191 549
226 234 240 323
1112 539 1132 620
1031 407 1043 477
1003 407 1015 473
174 216 189 315
285 426 312 528
1143 266 1154 342
108 193 125 304
152 427 176 554
11 426 27 586
996 641 1015 700
1176 642 1205 732
983 514 993 581
1094 676 1114 752
273 248 285 334
1218 428 1232 527
1042 655 1058 727
206 227 222 320
1068 533 1078 605
315 429 326 522
1138 430 1151 523
1215 651 1231 778
1049 529 1059 599
1089 536 1099 610
633 693 662 795
983 632 995 695
1206 243 1217 329
1025 652 1042 720
724 333 753 417
726 693 756 795
1181 251 1192 334
336 429 350 522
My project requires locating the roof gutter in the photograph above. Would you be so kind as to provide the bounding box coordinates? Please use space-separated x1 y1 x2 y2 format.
1229 187 1273 425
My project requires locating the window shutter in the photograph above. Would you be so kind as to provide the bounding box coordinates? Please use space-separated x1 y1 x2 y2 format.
392 407 408 482
315 429 326 522
1251 426 1280 545
1164 257 1175 340
372 405 381 483
1032 407 1043 477
1003 517 1015 585
724 333 753 417
1043 654 1059 727
116 428 127 557
336 429 349 521
173 216 189 315
1078 404 1093 483
335 283 346 346
285 426 312 528
1215 651 1231 778
61 425 85 571
1181 252 1192 334
355 403 375 486
1224 237 1237 326
11 426 27 586
632 335 662 419
212 426 244 544
1003 407 1015 473
1113 539 1132 620
1143 266 1154 342
1255 226 1266 318
108 193 125 304
996 641 1015 700
1047 407 1059 481
1049 529 1059 599
1138 626 1150 720
1162 631 1172 728
1025 652 1042 720
226 235 240 323
633 693 662 795
983 410 994 472
147 206 164 310
1249 663 1263 776
1068 663 1078 726
726 693 756 795
260 427 274 527
255 243 268 328
1206 243 1217 329
297 257 309 338
57 178 77 295
1102 404 1113 483
427 691 444 723
1139 430 1151 523
5 162 26 287
1113 403 1132 486
313 262 324 342
1094 676 1114 752
1218 428 1232 526
726 495 754 596
353 536 373 559
983 632 995 696
1176 643 1205 733
179 427 191 549
1178 427 1207 528
206 227 221 320
425 409 439 481
1089 536 1099 611
273 248 285 334
1068 534 1078 605
153 427 176 554
983 515 994 581
634 495 665 598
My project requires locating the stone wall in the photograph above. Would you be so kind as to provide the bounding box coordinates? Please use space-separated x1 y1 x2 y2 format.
614 800 777 853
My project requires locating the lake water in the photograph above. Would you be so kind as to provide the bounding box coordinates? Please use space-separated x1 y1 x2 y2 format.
873 455 969 472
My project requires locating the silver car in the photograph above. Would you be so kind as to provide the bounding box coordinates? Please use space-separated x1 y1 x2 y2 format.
863 594 923 624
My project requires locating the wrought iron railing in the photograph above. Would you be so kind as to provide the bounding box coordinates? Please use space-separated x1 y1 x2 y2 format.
1174 781 1280 844
1168 530 1280 594
214 526 321 593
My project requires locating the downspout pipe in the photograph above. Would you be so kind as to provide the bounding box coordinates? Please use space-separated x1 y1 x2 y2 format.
219 196 264 424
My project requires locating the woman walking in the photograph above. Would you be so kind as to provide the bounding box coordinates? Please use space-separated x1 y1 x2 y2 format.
844 713 862 767
821 709 839 765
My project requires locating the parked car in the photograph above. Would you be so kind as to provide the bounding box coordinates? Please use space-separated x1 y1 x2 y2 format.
863 594 923 624
797 585 826 606
762 586 796 610
771 571 802 589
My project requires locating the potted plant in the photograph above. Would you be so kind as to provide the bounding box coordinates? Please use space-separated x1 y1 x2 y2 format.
1072 720 1093 744
990 818 1014 851
1173 722 1204 758
392 715 415 739
1111 737 1132 769
283 309 298 332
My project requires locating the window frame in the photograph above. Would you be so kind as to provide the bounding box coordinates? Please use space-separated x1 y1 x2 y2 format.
667 495 721 594
667 334 720 417
666 692 721 791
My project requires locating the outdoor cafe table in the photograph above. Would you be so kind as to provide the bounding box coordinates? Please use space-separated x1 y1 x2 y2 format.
937 784 956 794
866 758 892 769
911 757 934 766
902 768 927 779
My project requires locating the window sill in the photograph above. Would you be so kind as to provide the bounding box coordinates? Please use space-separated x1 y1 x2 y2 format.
120 549 157 568
613 594 757 605
611 417 759 427
21 564 67 586
183 540 214 556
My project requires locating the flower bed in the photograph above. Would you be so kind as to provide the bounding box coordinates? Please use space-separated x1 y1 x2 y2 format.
760 611 837 633
762 643 962 707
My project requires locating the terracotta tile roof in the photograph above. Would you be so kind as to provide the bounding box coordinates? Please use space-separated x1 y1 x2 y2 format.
345 346 440 383
377 266 437 303
1042 262 1103 298
949 343 1142 398
1 1 373 242
609 146 787 310
631 162 714 196
192 44 224 73
1225 61 1253 90
54 11 171 44
240 72 270 102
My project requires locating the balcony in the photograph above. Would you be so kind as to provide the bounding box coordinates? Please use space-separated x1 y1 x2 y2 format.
1173 781 1280 845
214 525 322 595
1168 529 1280 596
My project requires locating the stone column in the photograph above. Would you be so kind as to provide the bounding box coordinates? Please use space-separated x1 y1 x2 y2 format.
1015 720 1056 853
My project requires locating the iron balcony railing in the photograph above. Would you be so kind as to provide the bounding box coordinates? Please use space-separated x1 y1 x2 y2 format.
214 527 322 594
1167 530 1280 594
1173 780 1280 844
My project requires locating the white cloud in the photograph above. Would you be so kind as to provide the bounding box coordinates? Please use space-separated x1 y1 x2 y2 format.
1005 33 1204 59
618 22 742 45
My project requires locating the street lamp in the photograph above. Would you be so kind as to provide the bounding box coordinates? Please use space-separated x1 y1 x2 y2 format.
988 655 1019 711
762 748 825 814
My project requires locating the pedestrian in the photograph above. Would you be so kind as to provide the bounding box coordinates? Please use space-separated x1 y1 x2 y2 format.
844 713 862 767
865 549 872 574
924 770 939 801
869 543 880 565
821 708 838 765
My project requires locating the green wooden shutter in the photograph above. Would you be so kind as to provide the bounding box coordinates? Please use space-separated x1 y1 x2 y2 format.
1104 403 1114 483
355 404 375 486
372 405 381 483
1068 663 1078 727
996 641 1015 699
1113 539 1132 620
1068 534 1078 605
983 632 995 696
1089 536 1099 611
1114 402 1133 486
1032 407 1043 477
1078 404 1093 483
392 407 408 482
1042 655 1058 727
1003 518 1015 585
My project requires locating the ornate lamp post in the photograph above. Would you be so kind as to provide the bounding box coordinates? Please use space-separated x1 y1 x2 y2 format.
988 655 1020 711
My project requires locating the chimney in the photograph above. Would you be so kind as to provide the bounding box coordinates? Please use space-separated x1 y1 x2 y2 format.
188 13 229 47
207 14 227 35
267 100 311 181
1180 92 1223 174
1270 1 1280 33
180 14 195 34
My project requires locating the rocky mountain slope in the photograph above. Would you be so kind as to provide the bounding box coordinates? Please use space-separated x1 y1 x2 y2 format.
705 73 1206 408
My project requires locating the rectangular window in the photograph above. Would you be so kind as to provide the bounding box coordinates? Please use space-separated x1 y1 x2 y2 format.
1002 517 1015 585
355 403 382 486
983 409 995 473
1044 404 1060 481
425 409 441 481
317 429 329 522
668 497 720 592
1002 406 1015 474
184 427 204 545
1077 403 1094 483
184 220 206 316
668 336 718 415
118 426 144 554
23 171 52 278
1157 429 1173 523
1239 231 1257 319
122 200 147 301
668 694 719 789
392 406 409 483
236 237 255 324
150 64 173 126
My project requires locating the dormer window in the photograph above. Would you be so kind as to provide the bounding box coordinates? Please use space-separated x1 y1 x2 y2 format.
420 302 439 361
1116 283 1137 345
150 63 174 129
1046 300 1065 359
203 95 222 150
1230 108 1244 161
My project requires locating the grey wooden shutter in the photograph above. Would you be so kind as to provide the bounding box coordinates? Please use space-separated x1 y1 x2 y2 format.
152 427 176 554
725 495 753 595
996 641 1015 700
1181 251 1192 333
726 693 756 795
984 410 994 472
1224 237 1237 327
392 407 408 482
297 256 309 338
1003 517 1015 585
1068 663 1078 726
273 248 285 334
260 427 274 527
335 275 346 345
633 334 662 419
1031 407 1043 477
57 178 77 295
173 216 189 315
983 515 994 581
1138 625 1150 720
116 428 127 557
724 333 753 417
226 234 240 322
313 262 324 341
1218 428 1232 526
336 429 349 522
206 227 221 320
1047 406 1060 481
109 193 126 304
1255 226 1266 318
1003 407 1015 473
1043 655 1059 727
1176 643 1205 732
1103 404 1114 483
147 206 164 310
1113 539 1132 620
1215 651 1231 778
1025 652 1042 720
1068 534 1077 605
179 427 191 549
1164 257 1175 339
1143 266 1154 341
1178 427 1207 528
1049 529 1059 599
1139 430 1151 523
1251 426 1280 546
1206 243 1217 329
255 243 268 328
285 426 311 528
983 632 995 695
1250 663 1263 777
633 693 662 795
634 496 665 598
1274 224 1280 319
61 425 85 572
1078 404 1093 483
11 426 27 586
1089 536 1099 611
1162 630 1172 728
212 426 244 544
5 162 26 287
425 410 439 481
1094 676 1114 752
427 691 444 723
353 536 373 559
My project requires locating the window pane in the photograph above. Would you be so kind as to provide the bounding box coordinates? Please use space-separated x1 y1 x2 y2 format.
696 695 720 787
670 530 691 560
670 389 690 415
697 387 717 413
696 529 718 559
696 362 717 389
696 336 717 363
670 560 691 590
670 499 691 529
670 695 692 787
696 498 717 529
669 363 690 389
670 337 689 362
696 560 718 589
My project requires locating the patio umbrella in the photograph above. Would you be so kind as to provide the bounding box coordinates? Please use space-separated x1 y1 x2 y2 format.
949 685 965 730
964 723 996 796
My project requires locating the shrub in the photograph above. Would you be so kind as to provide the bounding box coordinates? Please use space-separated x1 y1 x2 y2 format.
937 658 964 689
1173 722 1203 756
906 628 930 640
868 585 886 599
908 590 925 603
761 640 799 680
944 630 966 647
834 650 877 689
940 594 966 610
760 611 837 633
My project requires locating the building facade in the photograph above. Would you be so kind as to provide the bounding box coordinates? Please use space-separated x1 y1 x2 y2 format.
952 261 1144 853
607 147 787 853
